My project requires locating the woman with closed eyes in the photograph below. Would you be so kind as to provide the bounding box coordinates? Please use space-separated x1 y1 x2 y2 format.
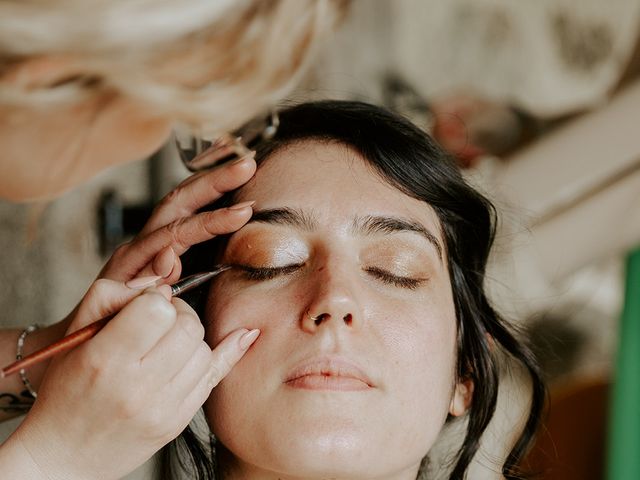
159 100 545 480
0 3 348 478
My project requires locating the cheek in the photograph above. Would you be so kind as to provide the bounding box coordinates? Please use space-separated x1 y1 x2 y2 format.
0 96 172 202
91 95 172 169
375 282 457 363
380 312 457 392
204 288 245 345
375 291 459 415
204 281 304 345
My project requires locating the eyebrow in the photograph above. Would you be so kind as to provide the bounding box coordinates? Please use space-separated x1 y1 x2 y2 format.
249 207 317 231
248 208 443 261
355 215 443 261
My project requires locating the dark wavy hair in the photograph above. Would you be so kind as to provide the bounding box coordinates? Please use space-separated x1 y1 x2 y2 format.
159 100 545 480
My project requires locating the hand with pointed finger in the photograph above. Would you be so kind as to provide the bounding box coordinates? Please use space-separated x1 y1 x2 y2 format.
0 279 260 480
2 149 258 400
99 150 257 285
0 149 261 479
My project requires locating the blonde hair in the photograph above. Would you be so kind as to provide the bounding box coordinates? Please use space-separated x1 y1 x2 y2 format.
0 0 347 133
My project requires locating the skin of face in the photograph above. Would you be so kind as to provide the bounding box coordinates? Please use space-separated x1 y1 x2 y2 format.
204 141 470 480
0 57 172 202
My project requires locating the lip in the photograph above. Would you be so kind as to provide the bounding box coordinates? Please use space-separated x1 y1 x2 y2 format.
284 356 375 391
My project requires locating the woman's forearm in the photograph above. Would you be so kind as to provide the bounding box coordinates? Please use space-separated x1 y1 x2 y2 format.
0 320 70 422
0 433 52 480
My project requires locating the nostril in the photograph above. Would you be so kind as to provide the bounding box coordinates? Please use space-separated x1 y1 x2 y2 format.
315 313 328 326
307 311 354 327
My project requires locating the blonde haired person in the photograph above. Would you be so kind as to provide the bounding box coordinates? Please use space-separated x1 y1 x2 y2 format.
0 1 347 478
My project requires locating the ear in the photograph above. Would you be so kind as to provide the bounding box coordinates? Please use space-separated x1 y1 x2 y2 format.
449 377 474 417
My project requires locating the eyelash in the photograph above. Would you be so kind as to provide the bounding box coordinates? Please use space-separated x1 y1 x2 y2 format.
237 264 425 290
364 267 426 290
238 264 302 281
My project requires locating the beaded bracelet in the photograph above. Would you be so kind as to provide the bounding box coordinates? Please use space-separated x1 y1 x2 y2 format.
16 324 40 399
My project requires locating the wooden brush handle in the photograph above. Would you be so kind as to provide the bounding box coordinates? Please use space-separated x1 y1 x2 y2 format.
1 315 113 378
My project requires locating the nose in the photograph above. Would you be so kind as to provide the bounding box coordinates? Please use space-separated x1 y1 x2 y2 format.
301 265 363 333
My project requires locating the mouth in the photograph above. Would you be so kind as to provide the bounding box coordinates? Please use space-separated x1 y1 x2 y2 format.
284 356 374 391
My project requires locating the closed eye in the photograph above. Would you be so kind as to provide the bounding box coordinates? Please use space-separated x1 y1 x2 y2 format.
364 266 427 290
236 263 303 281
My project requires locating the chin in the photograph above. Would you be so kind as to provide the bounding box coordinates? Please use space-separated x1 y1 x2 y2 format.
0 154 108 203
248 444 393 480
0 176 70 203
256 448 417 480
277 461 383 480
262 428 399 479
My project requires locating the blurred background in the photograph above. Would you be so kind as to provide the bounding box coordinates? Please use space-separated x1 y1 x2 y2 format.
1 1 639 479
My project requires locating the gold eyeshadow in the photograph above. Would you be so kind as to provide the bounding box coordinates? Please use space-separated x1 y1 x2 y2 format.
223 230 309 268
359 238 435 279
222 225 437 282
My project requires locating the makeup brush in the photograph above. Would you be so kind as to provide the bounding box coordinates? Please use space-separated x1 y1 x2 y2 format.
1 266 231 378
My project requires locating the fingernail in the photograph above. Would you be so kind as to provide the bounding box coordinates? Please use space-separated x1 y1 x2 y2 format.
230 151 256 165
228 200 256 211
126 275 162 290
238 329 260 350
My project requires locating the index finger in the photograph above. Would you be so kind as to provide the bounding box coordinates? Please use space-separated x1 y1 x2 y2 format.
118 202 255 280
139 153 256 236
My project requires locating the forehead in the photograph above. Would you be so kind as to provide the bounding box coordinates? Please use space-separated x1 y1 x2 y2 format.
235 140 444 238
